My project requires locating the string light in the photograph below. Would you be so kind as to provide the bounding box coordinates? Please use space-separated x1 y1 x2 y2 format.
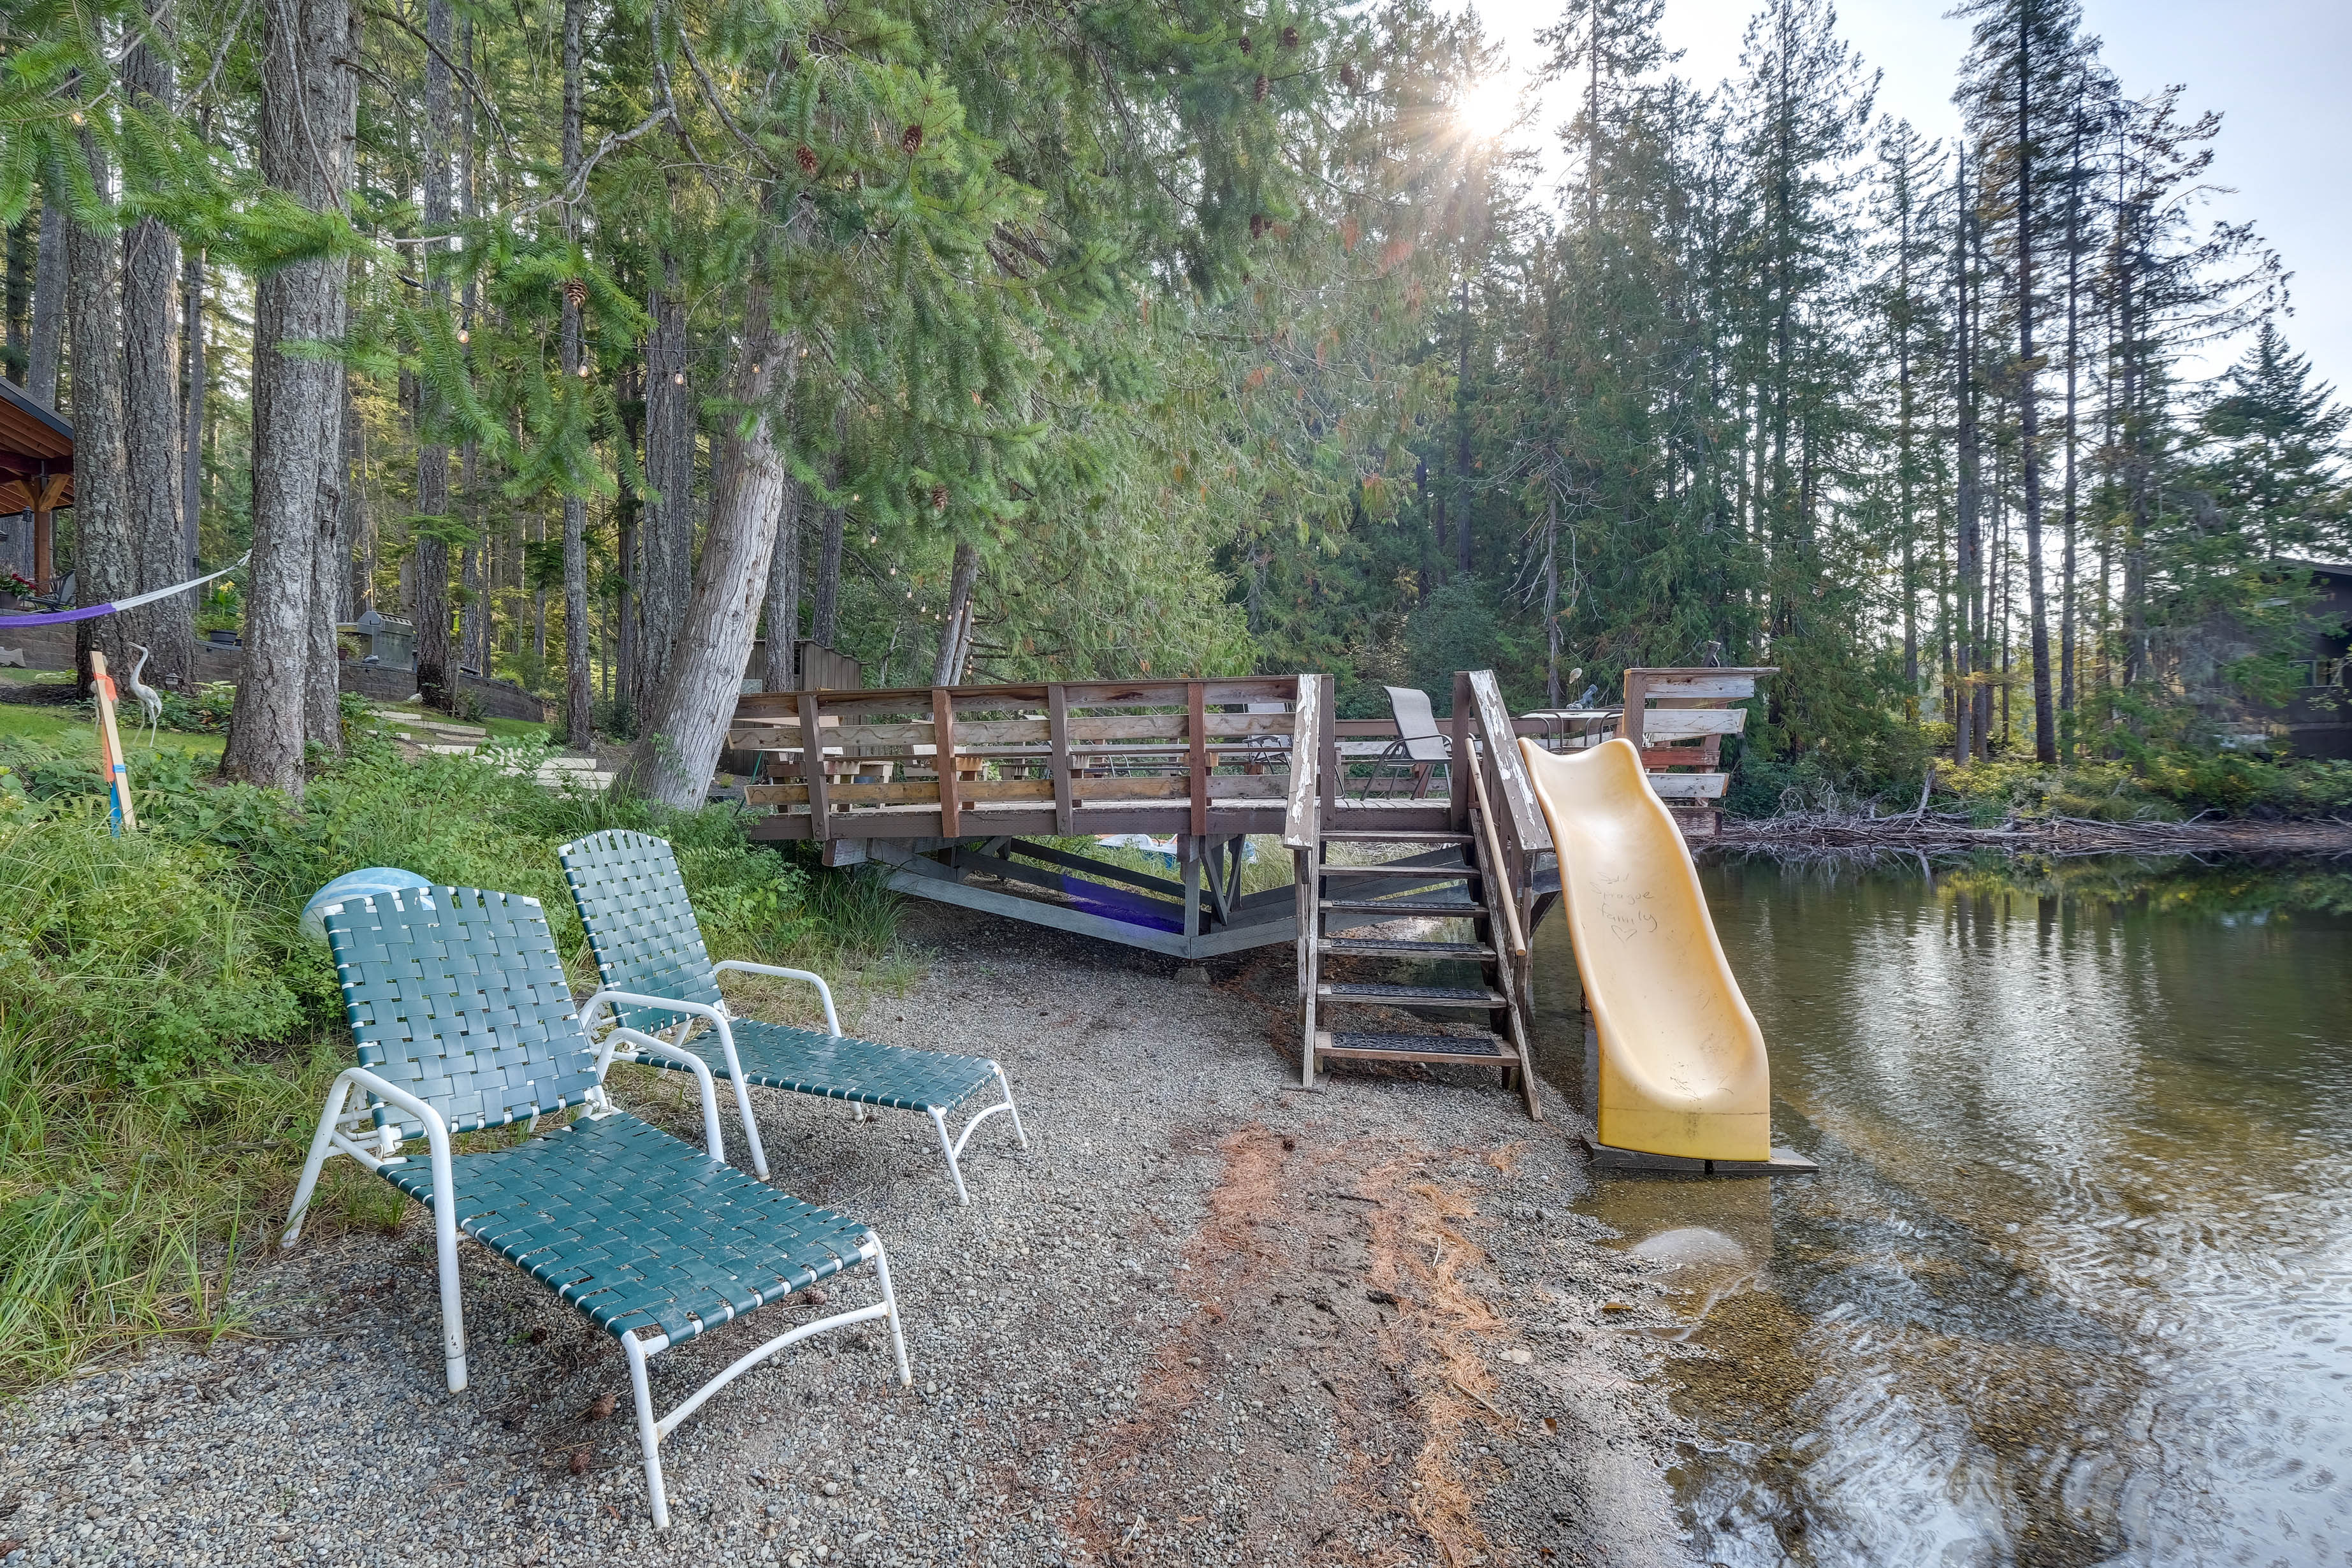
673 372 685 384
457 328 470 345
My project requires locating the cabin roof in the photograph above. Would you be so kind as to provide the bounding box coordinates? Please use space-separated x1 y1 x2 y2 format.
0 376 73 514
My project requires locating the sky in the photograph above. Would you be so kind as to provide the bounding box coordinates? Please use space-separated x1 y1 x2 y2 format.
1458 0 2352 396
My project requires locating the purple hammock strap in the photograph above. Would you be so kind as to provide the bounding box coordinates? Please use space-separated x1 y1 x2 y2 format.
0 554 248 629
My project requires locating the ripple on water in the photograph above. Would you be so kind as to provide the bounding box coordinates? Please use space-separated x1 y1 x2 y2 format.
1538 857 2352 1567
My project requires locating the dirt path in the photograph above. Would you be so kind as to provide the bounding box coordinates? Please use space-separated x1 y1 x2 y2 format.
1 905 1684 1568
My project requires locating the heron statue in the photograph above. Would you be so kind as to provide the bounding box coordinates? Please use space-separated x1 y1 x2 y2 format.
124 644 164 744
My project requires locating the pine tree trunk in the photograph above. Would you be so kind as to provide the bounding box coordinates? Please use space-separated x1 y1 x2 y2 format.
120 3 195 691
636 261 692 715
181 238 205 573
2014 11 2056 764
222 0 352 796
618 312 796 808
409 0 454 710
811 416 846 646
762 478 803 691
2058 89 2086 741
27 196 64 409
68 124 134 690
933 539 978 686
559 0 592 751
1953 153 1978 766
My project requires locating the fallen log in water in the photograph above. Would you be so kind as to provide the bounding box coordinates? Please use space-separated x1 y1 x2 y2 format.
1717 809 2352 859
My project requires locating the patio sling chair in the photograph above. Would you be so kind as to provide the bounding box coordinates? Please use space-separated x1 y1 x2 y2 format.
280 885 910 1528
558 829 1027 1204
1360 684 1452 799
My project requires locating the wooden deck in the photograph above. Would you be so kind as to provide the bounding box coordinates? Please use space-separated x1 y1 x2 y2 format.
729 674 1543 959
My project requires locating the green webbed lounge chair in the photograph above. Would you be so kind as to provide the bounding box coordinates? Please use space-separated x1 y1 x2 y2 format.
280 885 910 1528
558 829 1027 1204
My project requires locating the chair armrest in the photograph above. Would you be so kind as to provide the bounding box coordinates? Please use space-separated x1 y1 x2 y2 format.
711 961 839 1035
342 1066 456 1204
579 987 727 1036
604 1027 725 1160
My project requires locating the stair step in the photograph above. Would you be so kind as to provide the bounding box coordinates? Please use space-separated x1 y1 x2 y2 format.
1317 1029 1516 1065
1320 831 1474 845
1318 862 1474 879
1320 897 1481 915
1320 982 1504 1009
1317 936 1495 959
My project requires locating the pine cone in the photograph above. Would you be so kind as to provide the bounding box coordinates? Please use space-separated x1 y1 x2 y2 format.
1281 25 1299 48
1339 61 1356 89
1249 213 1267 240
797 143 819 176
563 277 588 310
1254 73 1269 103
902 122 924 154
1238 33 1252 54
929 483 948 512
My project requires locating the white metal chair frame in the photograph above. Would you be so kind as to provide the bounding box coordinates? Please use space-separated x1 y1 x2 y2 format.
282 1008 910 1529
581 960 1028 1206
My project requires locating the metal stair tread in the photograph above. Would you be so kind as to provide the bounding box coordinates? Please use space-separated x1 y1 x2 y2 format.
1316 1029 1516 1063
1319 897 1481 915
1319 982 1504 1007
1317 862 1474 878
1318 831 1474 845
1315 936 1495 958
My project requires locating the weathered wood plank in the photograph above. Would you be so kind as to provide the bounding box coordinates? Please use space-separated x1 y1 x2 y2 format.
1188 682 1209 838
1283 674 1322 848
1642 707 1747 739
1469 669 1550 851
1646 772 1729 799
798 692 830 839
1048 684 1074 834
1639 674 1761 701
932 689 960 838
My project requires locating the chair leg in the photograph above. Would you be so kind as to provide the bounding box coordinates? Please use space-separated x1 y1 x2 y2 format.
431 1191 468 1393
992 1064 1029 1150
871 1238 913 1386
927 1107 972 1205
280 1084 351 1248
623 1332 671 1529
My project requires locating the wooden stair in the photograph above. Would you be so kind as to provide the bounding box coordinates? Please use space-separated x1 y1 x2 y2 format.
1298 827 1541 1117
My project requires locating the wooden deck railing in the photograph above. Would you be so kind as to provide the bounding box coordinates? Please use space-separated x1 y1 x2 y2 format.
733 677 1310 841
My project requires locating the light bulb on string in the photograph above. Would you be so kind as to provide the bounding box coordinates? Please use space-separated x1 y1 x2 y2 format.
458 328 470 345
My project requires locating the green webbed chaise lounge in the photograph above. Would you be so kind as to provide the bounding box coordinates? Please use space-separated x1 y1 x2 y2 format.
280 885 910 1528
557 829 1027 1204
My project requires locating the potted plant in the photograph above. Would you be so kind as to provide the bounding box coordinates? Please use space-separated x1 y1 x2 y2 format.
0 569 36 611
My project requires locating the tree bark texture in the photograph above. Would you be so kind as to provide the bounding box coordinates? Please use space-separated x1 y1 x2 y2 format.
2014 13 2056 764
68 125 134 692
411 0 454 710
762 477 802 691
121 1 196 690
222 0 352 795
558 0 592 750
620 313 795 808
181 240 205 571
932 539 978 685
636 263 694 716
27 196 64 409
811 419 845 646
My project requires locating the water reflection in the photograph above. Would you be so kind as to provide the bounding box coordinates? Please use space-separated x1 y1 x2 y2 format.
1532 856 2352 1567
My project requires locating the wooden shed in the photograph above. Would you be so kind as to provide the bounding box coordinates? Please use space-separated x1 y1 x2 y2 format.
0 377 71 592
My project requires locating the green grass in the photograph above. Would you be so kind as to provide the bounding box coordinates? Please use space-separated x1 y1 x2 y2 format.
0 737 908 1390
0 700 228 759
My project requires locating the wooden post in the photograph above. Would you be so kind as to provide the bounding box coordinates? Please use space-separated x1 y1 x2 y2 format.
1187 680 1209 839
797 692 830 839
32 475 66 594
1621 670 1650 754
1047 682 1074 834
1317 673 1338 816
89 651 138 832
1449 669 1473 831
932 686 960 839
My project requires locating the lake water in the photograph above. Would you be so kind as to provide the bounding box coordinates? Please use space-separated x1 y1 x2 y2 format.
1528 855 2352 1567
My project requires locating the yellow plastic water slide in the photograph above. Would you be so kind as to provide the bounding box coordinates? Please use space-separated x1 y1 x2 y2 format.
1518 736 1806 1171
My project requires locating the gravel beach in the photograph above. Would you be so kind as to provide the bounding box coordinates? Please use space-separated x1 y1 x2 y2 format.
2 902 1685 1568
